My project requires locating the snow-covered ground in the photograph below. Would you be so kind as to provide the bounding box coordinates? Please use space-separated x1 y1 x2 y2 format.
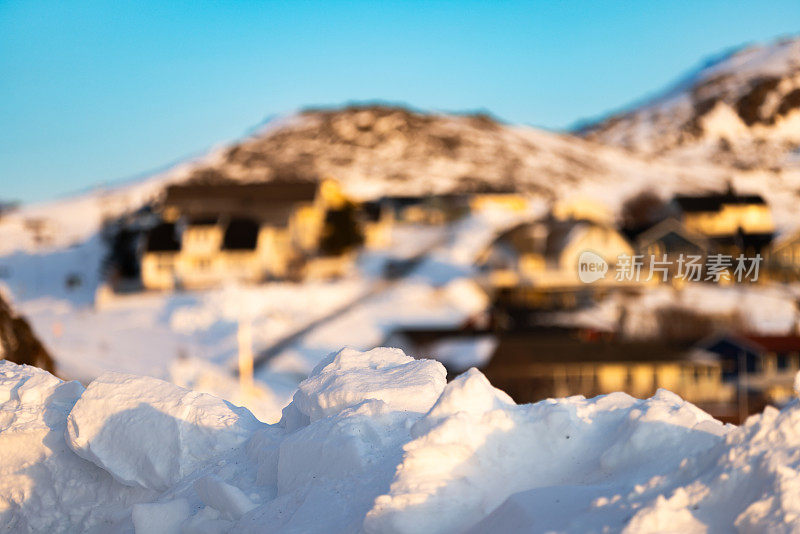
3 350 800 533
0 202 524 422
550 282 800 337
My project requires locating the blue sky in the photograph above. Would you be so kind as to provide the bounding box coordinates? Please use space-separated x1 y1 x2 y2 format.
1 1 799 204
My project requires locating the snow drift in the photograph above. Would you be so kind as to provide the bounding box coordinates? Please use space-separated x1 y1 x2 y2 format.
1 348 800 533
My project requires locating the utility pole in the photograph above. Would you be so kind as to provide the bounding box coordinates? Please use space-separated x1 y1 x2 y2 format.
738 350 748 423
238 314 254 398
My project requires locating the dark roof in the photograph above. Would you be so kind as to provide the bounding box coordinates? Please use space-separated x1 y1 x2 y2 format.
388 327 489 346
377 194 470 214
694 332 763 358
145 223 180 252
635 218 709 252
379 196 429 209
164 181 318 224
494 218 599 259
708 232 774 250
487 329 694 365
187 215 218 226
362 201 383 222
673 191 767 213
459 183 518 195
744 335 800 353
222 218 260 250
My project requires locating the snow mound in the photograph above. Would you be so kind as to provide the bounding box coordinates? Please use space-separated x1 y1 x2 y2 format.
1 356 800 533
66 372 263 491
285 347 447 424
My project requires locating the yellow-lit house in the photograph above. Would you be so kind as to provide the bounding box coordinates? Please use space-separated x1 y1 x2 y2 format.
672 187 775 254
482 329 736 419
478 216 634 290
141 179 348 290
141 222 181 290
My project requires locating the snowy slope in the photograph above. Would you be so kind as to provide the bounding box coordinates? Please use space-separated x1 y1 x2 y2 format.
3 352 800 533
177 104 800 228
581 37 800 170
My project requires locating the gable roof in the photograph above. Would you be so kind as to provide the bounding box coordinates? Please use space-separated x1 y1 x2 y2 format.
164 181 318 225
743 334 800 353
672 191 767 213
693 331 764 357
635 217 709 251
493 218 611 260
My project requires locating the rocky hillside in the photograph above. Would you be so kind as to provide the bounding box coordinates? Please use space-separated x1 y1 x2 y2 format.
182 105 658 201
0 292 54 374
581 37 800 170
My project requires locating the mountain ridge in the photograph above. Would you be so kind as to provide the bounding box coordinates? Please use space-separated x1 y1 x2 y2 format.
580 36 800 169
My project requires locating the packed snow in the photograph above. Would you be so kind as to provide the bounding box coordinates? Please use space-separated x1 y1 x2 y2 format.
2 348 800 533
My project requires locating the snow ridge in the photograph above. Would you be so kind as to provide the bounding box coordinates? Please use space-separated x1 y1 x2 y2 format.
2 349 800 533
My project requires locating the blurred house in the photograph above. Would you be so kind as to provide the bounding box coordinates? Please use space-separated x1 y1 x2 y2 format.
635 217 710 258
765 229 800 281
633 218 711 284
141 222 181 290
379 194 470 224
360 200 394 249
696 332 800 410
481 327 735 419
141 179 351 290
671 187 774 255
477 216 633 303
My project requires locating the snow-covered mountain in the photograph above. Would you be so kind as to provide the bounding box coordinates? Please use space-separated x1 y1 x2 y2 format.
5 37 800 259
180 104 651 200
581 37 800 170
132 99 800 227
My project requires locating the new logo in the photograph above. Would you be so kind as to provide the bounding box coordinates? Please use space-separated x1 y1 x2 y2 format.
578 251 608 283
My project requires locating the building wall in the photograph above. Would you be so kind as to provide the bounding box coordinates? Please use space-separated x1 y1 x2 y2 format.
257 226 293 279
470 194 528 213
290 203 325 252
560 226 634 273
364 214 394 249
683 204 774 236
141 252 177 290
769 237 800 267
499 361 732 405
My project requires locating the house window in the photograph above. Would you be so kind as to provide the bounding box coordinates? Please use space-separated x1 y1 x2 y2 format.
157 256 174 270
